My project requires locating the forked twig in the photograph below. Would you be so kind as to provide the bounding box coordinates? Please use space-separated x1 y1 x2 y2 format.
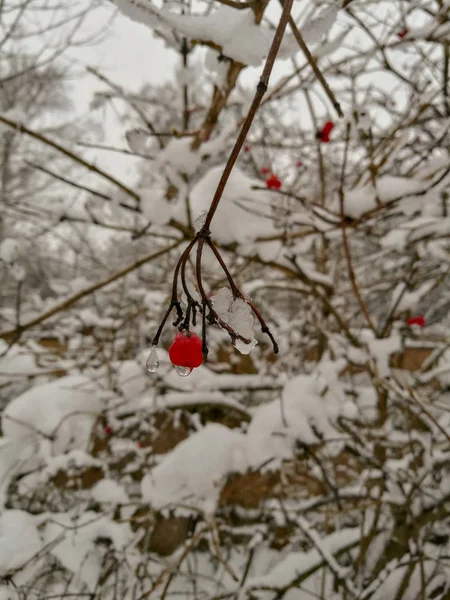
151 0 297 358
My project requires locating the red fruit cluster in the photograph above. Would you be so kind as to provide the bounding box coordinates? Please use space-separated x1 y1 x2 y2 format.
169 331 203 369
319 121 335 143
266 174 282 190
407 315 425 327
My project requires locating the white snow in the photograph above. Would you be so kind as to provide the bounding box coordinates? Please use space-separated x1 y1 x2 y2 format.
44 511 133 590
91 479 130 505
338 176 425 219
113 1 270 66
0 510 42 575
125 128 149 153
141 423 247 513
0 374 106 506
190 165 281 260
246 373 341 468
245 527 361 590
368 335 401 378
0 239 19 264
140 190 174 225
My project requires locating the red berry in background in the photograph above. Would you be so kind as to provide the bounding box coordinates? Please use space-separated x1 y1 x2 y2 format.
296 160 303 167
318 121 335 143
136 441 142 448
104 426 113 435
266 174 282 190
169 331 203 369
244 145 250 152
407 315 425 327
397 28 408 39
261 167 270 175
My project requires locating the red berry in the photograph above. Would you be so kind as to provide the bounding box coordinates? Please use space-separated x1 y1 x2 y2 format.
407 316 425 327
244 145 250 152
137 441 142 448
319 121 335 143
397 29 408 39
296 160 303 167
104 425 113 435
266 174 282 190
169 331 203 369
260 167 270 175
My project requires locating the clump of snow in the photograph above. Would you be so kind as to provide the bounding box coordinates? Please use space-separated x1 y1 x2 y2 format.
0 238 19 264
114 1 270 66
126 128 149 153
141 423 246 513
245 526 361 590
44 512 133 591
159 137 202 175
204 49 230 90
245 373 341 469
91 479 129 505
0 510 42 575
211 287 257 354
0 374 105 506
338 176 425 218
9 263 26 282
389 280 434 312
189 165 280 259
140 190 173 225
194 209 208 233
2 374 102 456
301 4 340 45
368 335 401 377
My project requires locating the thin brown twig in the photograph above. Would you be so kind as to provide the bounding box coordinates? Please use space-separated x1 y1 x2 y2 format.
0 241 182 341
338 123 376 331
279 2 343 119
0 115 140 202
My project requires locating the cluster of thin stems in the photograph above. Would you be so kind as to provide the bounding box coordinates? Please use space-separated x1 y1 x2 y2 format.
151 0 301 358
151 230 279 359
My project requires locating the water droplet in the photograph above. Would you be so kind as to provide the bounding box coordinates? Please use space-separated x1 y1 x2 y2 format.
174 365 192 377
145 346 160 373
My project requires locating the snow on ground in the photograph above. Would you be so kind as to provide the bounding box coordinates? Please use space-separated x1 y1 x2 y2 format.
141 422 247 513
245 526 361 590
43 511 133 590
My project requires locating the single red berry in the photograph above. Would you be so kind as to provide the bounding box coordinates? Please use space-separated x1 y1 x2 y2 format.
318 121 335 143
266 174 282 190
169 331 203 369
397 28 408 39
136 440 142 448
244 145 250 152
407 315 425 327
296 160 303 167
260 167 270 175
204 133 211 141
104 425 113 435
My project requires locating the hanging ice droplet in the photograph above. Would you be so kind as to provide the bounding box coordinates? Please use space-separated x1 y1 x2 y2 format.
145 346 160 373
174 365 192 377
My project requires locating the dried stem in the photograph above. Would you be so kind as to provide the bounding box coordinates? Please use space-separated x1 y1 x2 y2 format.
339 123 376 332
280 2 343 119
152 0 297 357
